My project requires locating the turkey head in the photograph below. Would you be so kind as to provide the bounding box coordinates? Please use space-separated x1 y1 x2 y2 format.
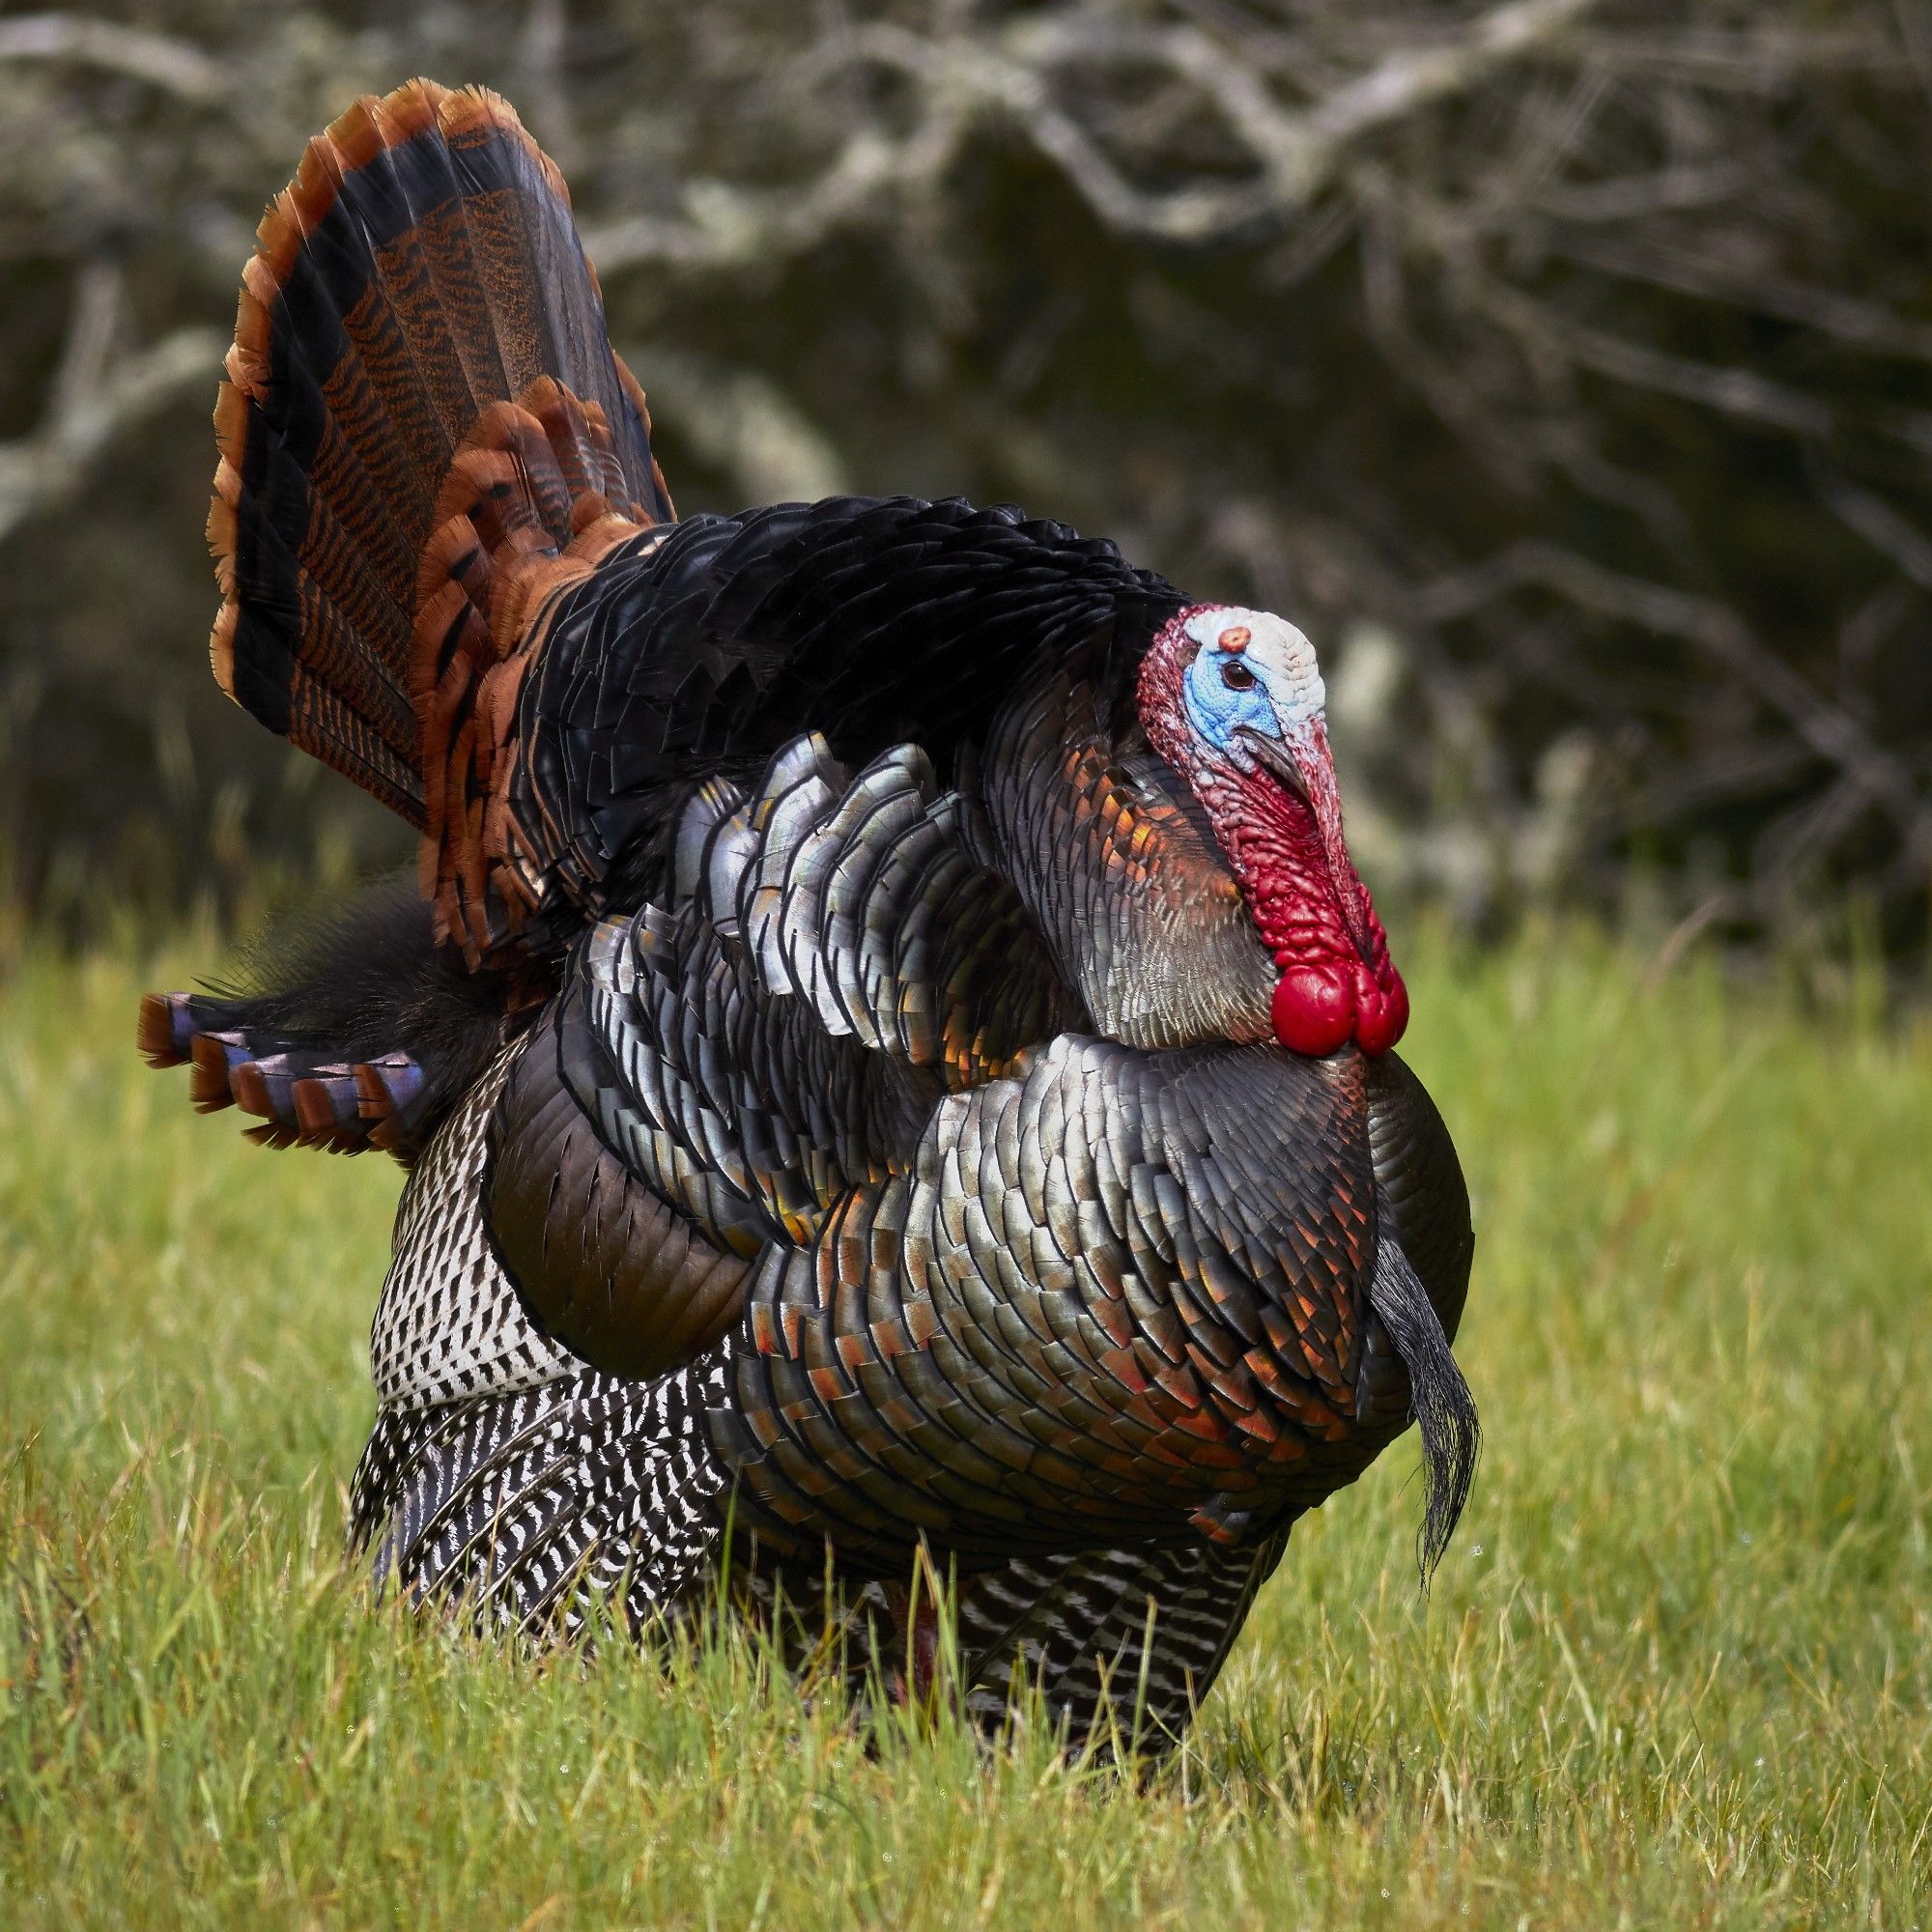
1136 606 1408 1057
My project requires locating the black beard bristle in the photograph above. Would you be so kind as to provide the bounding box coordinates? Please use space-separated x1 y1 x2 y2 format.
1368 1236 1482 1590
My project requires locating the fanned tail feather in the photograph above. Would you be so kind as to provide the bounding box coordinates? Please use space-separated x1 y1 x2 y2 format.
208 78 674 961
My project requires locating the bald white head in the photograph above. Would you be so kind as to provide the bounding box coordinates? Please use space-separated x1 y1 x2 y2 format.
1177 606 1326 761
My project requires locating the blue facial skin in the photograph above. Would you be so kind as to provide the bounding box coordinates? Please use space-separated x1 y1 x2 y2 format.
1183 644 1280 756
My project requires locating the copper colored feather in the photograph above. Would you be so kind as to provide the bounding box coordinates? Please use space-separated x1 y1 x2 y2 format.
208 79 672 963
144 81 1480 1758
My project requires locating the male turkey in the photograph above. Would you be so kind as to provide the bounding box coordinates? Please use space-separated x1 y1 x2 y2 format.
142 81 1477 1753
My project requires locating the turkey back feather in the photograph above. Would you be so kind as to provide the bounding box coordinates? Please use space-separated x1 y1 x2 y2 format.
209 79 672 962
509 497 1183 923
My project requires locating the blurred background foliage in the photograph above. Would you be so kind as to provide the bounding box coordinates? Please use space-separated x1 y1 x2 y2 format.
2 0 1929 958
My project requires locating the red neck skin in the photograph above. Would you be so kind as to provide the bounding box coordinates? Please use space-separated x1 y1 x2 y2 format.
1137 616 1408 1058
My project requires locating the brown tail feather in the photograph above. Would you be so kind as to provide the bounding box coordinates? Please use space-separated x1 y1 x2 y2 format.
210 78 674 959
139 987 448 1158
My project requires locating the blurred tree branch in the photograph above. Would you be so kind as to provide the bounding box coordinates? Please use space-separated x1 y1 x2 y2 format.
0 261 220 544
0 13 226 101
0 0 1926 954
582 0 1603 267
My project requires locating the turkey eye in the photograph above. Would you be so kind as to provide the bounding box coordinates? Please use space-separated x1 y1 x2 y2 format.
1220 659 1257 692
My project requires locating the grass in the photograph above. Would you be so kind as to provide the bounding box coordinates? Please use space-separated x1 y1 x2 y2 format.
1 919 1928 1928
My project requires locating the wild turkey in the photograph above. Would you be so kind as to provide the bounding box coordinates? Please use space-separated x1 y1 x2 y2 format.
141 80 1477 1753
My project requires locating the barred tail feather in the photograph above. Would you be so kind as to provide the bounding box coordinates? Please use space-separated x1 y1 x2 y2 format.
137 989 431 1155
137 874 520 1159
209 79 674 958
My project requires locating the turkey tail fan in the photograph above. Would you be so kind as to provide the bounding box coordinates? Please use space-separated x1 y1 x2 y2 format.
138 874 521 1159
1369 1236 1481 1589
209 79 674 963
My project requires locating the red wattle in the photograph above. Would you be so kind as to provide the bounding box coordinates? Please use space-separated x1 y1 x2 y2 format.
1132 610 1412 1062
1271 967 1354 1056
1352 964 1409 1056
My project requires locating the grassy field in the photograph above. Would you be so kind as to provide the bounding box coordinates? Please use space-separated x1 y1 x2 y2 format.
1 922 1927 1928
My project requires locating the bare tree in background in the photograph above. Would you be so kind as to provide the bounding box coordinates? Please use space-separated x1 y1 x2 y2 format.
2 0 1928 953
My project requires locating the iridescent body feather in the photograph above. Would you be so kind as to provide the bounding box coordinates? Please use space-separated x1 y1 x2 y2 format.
145 80 1477 1756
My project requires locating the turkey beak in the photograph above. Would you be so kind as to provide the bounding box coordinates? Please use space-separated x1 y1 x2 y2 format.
1240 719 1376 963
1238 725 1309 803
